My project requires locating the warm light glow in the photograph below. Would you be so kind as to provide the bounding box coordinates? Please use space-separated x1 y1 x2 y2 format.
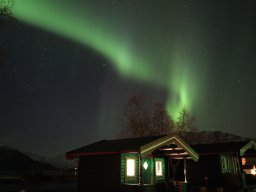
242 158 246 166
155 161 163 176
251 166 256 175
143 162 148 170
126 159 135 176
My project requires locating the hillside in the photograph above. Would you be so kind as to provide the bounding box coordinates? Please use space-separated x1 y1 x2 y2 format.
0 146 56 177
179 130 249 145
25 152 77 169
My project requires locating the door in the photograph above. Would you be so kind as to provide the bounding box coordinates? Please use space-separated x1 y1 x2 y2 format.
142 158 153 184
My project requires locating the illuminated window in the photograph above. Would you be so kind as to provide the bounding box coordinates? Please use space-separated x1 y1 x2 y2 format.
126 158 135 177
251 166 256 175
155 161 163 176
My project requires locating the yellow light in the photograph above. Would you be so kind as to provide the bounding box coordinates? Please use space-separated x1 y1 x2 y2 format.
242 158 246 166
251 166 256 175
126 159 135 176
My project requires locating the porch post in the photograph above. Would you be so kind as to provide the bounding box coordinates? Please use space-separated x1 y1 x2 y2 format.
151 157 154 184
184 158 187 183
139 154 143 185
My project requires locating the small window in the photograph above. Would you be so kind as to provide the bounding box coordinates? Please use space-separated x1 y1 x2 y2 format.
155 160 163 176
126 158 135 177
221 156 227 169
220 155 228 174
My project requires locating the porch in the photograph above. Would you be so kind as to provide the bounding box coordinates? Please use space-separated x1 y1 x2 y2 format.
121 135 199 192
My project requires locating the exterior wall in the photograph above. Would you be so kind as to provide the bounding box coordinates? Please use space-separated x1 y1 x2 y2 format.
77 153 169 192
187 154 222 188
242 174 256 189
78 154 120 192
187 154 243 191
221 173 241 190
220 154 243 190
169 159 185 181
120 154 167 192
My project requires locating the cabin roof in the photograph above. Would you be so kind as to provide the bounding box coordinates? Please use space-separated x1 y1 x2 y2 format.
66 135 163 159
190 140 255 155
66 134 199 161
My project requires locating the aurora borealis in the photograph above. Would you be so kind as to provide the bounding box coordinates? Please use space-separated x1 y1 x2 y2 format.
1 0 256 155
13 0 203 118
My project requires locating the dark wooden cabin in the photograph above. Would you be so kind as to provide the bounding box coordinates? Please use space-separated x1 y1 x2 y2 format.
66 134 199 192
187 140 256 191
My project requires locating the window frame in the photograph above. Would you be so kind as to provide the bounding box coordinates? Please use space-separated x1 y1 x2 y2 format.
126 158 136 177
155 160 163 176
220 155 228 174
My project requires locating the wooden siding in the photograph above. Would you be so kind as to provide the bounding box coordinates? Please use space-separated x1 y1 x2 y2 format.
242 174 256 188
187 154 243 191
220 173 242 190
78 154 120 192
187 154 221 187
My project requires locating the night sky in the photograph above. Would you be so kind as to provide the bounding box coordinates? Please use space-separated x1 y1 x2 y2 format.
0 0 256 156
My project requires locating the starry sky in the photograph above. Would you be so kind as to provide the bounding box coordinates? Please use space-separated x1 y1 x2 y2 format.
0 0 256 156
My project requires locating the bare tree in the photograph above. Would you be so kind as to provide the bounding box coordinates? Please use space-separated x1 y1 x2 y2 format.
0 0 15 64
0 0 15 18
120 93 174 137
175 108 196 133
151 102 175 135
121 93 151 137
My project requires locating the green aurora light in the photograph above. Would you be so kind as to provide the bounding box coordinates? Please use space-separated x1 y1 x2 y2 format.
14 0 207 120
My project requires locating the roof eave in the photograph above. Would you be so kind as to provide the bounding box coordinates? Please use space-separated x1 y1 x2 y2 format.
66 150 140 159
240 140 256 156
140 134 199 162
